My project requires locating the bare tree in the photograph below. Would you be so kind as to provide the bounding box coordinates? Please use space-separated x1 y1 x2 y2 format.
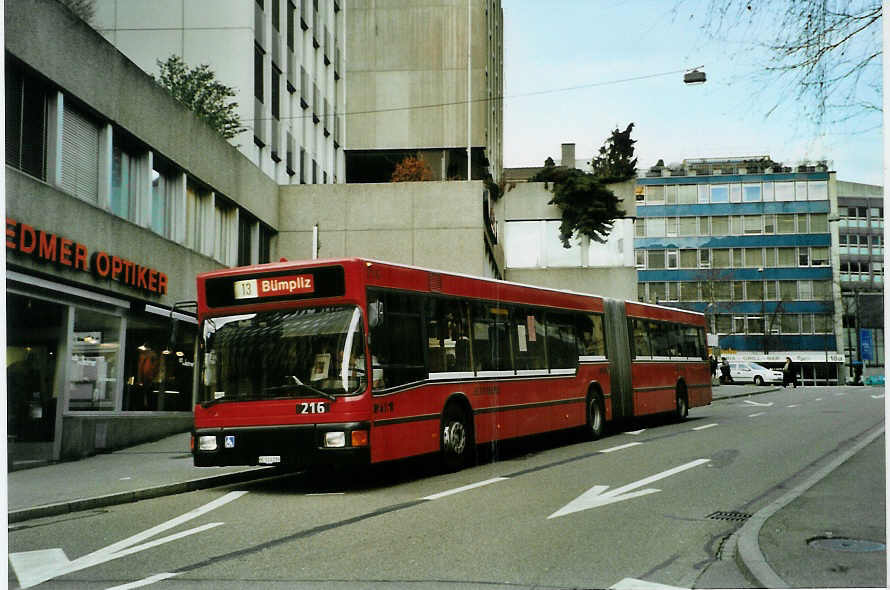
675 0 881 130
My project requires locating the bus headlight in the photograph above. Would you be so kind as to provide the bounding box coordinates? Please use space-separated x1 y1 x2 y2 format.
324 431 346 448
198 436 218 451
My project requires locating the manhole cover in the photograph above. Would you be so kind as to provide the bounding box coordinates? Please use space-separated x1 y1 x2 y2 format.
808 537 886 553
707 511 752 522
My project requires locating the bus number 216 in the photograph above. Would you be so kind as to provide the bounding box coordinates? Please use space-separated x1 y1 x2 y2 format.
298 402 329 414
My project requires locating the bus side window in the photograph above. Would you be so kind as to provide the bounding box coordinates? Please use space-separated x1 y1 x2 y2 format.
577 313 606 358
368 290 427 389
632 319 652 358
426 298 471 373
546 313 577 370
649 321 672 358
470 302 514 372
511 307 546 370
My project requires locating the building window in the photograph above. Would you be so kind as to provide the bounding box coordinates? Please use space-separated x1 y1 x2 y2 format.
646 185 664 204
774 182 794 201
111 144 139 221
186 181 211 255
238 214 254 266
151 162 174 238
678 184 697 204
648 250 666 269
811 246 829 266
777 247 795 266
679 249 697 268
254 43 264 103
744 215 762 234
798 247 810 266
810 213 829 233
745 248 763 268
6 65 48 180
711 216 729 235
742 183 761 202
271 66 281 121
679 217 697 236
666 249 678 269
646 217 666 237
61 103 100 204
777 214 796 233
808 180 828 200
710 184 729 203
762 182 774 201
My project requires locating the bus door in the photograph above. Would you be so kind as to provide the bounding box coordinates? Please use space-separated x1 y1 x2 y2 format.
603 299 633 420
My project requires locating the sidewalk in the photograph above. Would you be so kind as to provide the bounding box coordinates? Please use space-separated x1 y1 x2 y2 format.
7 432 271 523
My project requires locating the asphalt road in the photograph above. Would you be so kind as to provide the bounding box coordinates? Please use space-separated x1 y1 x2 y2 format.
8 385 884 589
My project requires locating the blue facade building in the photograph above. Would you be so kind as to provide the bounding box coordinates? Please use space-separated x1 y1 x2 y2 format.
634 157 844 385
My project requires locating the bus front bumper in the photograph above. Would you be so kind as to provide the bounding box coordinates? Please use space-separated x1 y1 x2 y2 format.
192 422 371 468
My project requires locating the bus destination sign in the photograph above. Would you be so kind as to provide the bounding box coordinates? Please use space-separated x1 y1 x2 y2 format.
234 274 314 299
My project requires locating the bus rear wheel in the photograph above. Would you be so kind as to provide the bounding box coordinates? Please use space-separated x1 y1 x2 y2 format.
586 394 605 440
441 404 473 472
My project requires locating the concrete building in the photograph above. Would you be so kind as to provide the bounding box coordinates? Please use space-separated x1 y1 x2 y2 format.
6 0 280 467
836 181 884 378
278 180 503 278
635 157 845 384
501 143 637 301
345 0 503 184
93 0 345 185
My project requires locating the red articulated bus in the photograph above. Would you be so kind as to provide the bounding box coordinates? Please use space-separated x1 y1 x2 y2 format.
192 258 711 471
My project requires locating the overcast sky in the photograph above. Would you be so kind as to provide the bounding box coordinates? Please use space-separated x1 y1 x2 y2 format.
501 0 883 186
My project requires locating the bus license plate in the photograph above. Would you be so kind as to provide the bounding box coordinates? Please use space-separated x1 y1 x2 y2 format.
258 455 281 465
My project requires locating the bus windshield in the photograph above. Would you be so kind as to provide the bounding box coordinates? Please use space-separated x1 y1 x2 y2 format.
200 305 366 404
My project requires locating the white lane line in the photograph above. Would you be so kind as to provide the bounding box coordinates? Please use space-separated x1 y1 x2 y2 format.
600 442 643 453
611 578 688 590
786 404 800 408
835 392 846 396
692 423 718 431
105 572 178 590
815 398 823 401
422 477 508 500
625 429 647 435
872 394 885 399
743 400 774 407
748 412 766 418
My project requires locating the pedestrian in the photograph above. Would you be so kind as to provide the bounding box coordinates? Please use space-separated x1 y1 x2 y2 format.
782 356 797 388
709 355 717 380
720 357 733 384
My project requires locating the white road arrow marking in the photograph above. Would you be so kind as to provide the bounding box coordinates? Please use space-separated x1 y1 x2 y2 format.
692 423 718 431
9 491 246 588
748 412 766 417
548 459 710 519
601 442 643 453
743 400 774 407
106 572 179 590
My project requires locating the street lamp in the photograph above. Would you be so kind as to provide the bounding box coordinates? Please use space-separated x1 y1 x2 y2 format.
684 68 706 85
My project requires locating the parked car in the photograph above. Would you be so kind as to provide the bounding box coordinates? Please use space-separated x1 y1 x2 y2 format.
729 361 783 385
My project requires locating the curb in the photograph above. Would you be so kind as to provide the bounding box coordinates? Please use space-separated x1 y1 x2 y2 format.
9 467 274 524
731 423 885 587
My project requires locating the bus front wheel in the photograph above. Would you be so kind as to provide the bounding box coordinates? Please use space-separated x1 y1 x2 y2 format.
441 404 473 472
675 386 689 421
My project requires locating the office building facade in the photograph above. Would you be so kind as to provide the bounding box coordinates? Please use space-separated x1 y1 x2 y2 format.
634 157 844 384
836 181 884 377
345 0 503 183
93 0 345 185
6 0 280 467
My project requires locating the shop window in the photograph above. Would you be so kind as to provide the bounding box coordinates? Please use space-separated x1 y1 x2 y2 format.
68 308 121 411
123 313 195 412
7 294 65 444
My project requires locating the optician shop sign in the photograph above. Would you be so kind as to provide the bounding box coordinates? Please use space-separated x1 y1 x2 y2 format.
6 218 168 296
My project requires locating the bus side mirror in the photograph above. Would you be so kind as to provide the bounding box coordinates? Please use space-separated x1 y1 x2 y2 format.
369 301 383 328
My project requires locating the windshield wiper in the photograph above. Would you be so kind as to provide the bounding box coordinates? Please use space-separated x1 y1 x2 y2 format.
265 376 337 401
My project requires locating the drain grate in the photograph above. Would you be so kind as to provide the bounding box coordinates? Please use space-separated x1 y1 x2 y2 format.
707 511 752 522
